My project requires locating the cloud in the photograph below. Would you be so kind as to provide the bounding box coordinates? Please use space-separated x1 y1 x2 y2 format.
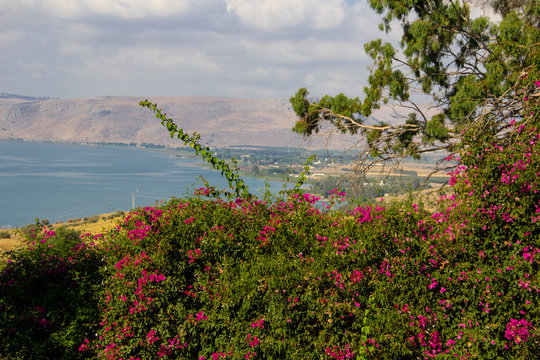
0 31 23 45
470 2 502 21
226 0 346 30
0 0 387 99
2 0 83 18
237 38 367 65
1 0 223 19
110 46 221 71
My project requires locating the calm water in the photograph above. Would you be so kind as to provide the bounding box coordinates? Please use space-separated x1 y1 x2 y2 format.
0 141 286 227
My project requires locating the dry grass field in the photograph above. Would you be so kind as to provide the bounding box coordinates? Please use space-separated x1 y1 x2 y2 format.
315 160 449 179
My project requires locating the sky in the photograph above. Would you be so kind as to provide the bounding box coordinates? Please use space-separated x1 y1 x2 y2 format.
0 0 397 99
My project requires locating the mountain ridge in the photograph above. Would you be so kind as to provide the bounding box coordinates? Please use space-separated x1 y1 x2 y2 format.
0 95 357 149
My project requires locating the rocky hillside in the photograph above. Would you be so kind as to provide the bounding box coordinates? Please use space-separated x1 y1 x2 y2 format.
0 94 356 149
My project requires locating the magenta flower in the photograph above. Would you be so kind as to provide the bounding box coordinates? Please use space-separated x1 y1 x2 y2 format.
196 311 208 322
78 338 90 352
147 329 159 344
247 334 260 347
250 318 265 329
505 318 534 345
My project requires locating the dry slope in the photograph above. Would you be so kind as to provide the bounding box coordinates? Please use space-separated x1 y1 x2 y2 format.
0 94 356 149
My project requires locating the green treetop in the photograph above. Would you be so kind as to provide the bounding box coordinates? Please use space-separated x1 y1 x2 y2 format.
290 0 539 173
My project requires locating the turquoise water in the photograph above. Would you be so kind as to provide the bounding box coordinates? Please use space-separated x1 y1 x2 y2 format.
0 141 287 227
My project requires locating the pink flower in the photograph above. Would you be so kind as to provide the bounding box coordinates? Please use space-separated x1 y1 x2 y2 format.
78 338 90 352
147 329 159 344
196 311 208 322
247 334 260 347
325 343 354 359
250 318 265 329
505 318 533 345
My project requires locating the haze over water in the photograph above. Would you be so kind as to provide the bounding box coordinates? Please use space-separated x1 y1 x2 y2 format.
0 141 285 227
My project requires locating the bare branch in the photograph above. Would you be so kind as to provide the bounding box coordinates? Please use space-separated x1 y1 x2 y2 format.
313 103 420 132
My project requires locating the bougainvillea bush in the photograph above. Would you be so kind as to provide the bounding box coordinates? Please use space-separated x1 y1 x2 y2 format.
2 78 539 359
84 167 537 360
0 225 105 359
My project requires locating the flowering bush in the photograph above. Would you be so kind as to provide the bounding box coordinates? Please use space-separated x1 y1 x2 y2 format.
76 150 536 359
1 73 538 358
90 76 537 358
0 224 105 359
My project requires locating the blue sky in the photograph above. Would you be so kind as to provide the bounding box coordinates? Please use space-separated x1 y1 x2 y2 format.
0 0 400 99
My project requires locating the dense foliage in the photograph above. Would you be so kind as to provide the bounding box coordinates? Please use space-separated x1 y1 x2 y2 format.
1 80 538 358
0 225 104 359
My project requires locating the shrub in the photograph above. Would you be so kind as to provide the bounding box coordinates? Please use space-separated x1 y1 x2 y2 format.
0 224 105 359
89 215 100 223
81 171 537 359
18 223 38 238
1 76 538 358
78 83 538 359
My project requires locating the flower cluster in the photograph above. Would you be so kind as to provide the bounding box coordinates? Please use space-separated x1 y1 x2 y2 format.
505 319 534 346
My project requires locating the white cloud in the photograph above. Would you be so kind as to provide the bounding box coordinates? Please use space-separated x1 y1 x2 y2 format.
0 0 384 98
238 38 367 65
0 0 219 19
240 66 295 83
17 60 49 71
81 0 195 19
74 45 221 77
0 31 23 46
17 60 51 80
226 0 346 30
301 68 367 97
2 0 83 18
303 73 316 86
470 2 502 22
60 41 94 56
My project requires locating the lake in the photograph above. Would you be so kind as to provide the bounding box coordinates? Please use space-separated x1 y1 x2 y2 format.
0 141 287 228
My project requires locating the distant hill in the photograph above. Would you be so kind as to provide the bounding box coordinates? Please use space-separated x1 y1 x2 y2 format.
0 93 55 101
0 95 359 149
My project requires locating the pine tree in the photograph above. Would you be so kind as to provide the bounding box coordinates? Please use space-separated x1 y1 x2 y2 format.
290 0 539 177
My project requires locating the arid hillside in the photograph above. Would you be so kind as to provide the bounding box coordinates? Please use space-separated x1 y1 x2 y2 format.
0 94 357 149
